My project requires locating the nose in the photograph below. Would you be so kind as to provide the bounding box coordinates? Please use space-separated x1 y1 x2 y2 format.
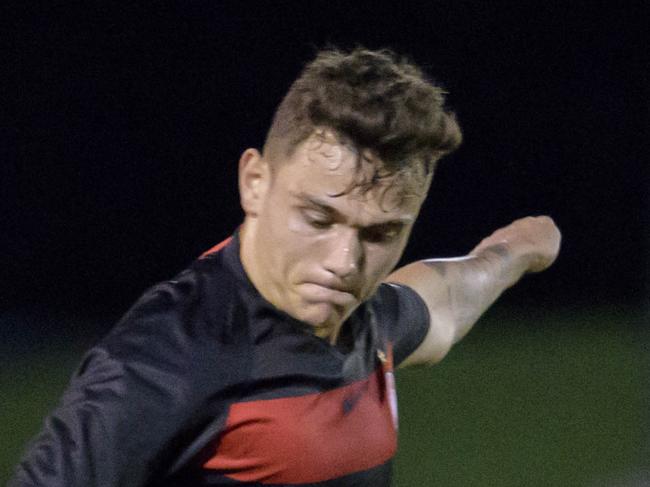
322 230 362 278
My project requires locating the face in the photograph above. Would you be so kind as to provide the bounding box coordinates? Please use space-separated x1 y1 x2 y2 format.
240 131 429 340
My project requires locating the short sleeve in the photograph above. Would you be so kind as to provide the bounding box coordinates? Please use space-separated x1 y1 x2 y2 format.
8 272 236 487
372 283 430 366
8 344 178 487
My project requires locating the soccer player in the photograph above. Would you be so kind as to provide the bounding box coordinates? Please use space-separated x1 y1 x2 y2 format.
9 48 561 486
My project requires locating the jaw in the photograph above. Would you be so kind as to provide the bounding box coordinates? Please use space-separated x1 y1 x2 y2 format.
286 287 351 342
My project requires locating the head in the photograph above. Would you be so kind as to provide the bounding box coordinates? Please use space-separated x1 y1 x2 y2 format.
238 47 462 341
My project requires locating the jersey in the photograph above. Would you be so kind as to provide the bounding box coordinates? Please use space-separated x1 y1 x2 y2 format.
9 232 430 487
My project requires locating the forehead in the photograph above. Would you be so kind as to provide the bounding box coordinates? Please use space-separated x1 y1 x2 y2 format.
272 131 428 221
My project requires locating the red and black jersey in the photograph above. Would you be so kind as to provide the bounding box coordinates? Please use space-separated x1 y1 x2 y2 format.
10 233 429 486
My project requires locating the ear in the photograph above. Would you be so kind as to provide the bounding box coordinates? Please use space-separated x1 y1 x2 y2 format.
239 148 271 217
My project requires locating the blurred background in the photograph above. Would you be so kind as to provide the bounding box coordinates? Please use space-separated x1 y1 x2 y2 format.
1 2 647 485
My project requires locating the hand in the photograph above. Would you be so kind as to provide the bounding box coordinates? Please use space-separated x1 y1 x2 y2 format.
470 216 561 273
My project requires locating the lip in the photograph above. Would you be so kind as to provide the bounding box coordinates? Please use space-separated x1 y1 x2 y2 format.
299 282 357 306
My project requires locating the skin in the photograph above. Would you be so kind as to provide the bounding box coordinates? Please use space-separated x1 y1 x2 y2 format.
239 129 562 364
239 130 429 344
390 215 561 366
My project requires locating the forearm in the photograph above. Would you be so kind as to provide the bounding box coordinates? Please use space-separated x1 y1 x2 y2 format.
389 244 526 346
387 216 560 366
425 244 526 342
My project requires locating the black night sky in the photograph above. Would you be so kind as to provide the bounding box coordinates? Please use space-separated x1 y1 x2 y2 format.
2 2 647 319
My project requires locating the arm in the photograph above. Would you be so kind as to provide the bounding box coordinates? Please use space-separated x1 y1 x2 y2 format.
8 290 210 487
387 216 561 367
8 344 194 487
9 347 152 487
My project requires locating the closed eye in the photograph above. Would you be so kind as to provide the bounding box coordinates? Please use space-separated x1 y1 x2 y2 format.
301 208 334 229
360 223 404 243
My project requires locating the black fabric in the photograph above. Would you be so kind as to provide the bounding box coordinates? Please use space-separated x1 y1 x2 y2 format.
163 460 394 487
9 233 429 487
379 283 431 366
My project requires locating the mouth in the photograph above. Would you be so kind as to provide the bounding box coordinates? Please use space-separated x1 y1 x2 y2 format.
299 282 357 307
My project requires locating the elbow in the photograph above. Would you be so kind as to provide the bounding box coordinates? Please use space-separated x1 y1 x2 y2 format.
427 324 455 365
410 317 455 367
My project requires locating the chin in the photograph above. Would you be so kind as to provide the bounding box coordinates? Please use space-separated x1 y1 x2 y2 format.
299 304 342 330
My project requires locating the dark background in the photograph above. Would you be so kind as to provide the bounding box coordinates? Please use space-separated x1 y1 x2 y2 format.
1 2 648 484
3 1 647 315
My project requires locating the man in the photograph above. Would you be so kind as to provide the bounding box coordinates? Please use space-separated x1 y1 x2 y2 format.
10 48 560 486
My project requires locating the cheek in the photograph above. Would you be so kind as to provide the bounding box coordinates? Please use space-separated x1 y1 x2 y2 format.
282 233 323 270
365 255 395 284
265 219 321 277
362 241 408 286
285 211 324 238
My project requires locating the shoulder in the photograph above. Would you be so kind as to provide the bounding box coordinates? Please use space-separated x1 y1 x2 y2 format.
370 282 429 320
98 252 248 377
67 255 256 420
368 283 431 366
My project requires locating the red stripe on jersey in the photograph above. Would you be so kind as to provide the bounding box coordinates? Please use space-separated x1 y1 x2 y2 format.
203 367 397 484
199 236 233 259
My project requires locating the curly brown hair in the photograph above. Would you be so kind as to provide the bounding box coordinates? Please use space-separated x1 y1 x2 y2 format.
263 47 462 185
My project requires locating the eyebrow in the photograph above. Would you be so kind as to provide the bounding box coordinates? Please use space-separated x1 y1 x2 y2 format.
292 192 416 226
